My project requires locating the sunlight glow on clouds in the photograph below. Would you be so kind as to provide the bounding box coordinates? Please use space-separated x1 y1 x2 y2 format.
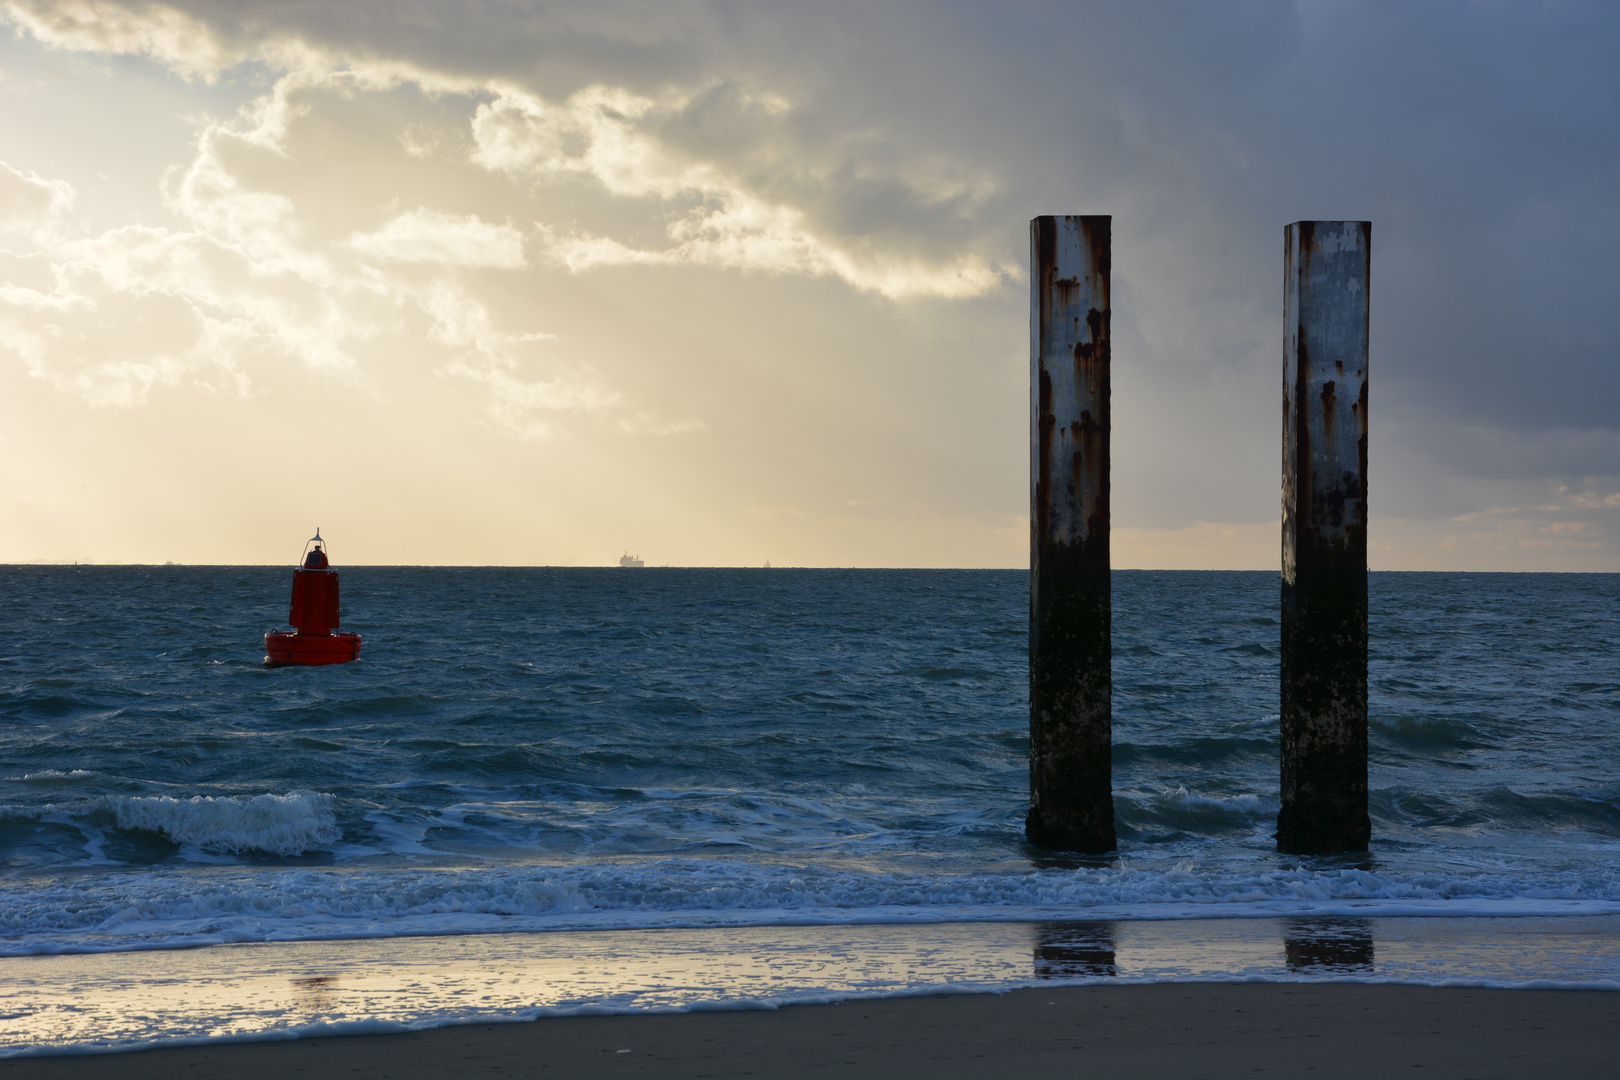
0 0 1616 567
423 282 618 440
0 160 73 226
1 65 605 419
1 1 1014 434
6 0 1013 301
472 86 1013 299
1 0 246 81
349 210 527 269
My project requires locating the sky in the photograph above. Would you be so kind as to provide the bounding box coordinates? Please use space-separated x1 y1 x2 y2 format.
1 0 1616 569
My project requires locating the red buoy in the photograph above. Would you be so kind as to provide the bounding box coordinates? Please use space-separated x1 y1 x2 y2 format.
264 530 362 667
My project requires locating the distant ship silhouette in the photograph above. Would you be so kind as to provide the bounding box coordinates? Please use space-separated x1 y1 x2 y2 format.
619 552 644 568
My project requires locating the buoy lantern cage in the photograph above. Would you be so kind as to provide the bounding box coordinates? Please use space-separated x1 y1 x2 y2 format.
264 529 362 666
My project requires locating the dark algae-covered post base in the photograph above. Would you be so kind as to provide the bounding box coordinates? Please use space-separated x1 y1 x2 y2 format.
1028 215 1115 854
1279 221 1371 855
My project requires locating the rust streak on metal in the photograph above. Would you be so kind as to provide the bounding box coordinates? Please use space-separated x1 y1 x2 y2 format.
1279 220 1371 855
1029 214 1114 854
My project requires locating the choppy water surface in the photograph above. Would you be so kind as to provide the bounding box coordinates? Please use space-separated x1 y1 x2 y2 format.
3 568 1619 957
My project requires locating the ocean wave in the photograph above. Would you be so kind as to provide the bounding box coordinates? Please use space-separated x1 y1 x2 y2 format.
101 791 341 857
16 770 96 784
0 790 341 857
1113 738 1276 767
1116 786 1274 836
5 858 1620 955
1371 715 1486 749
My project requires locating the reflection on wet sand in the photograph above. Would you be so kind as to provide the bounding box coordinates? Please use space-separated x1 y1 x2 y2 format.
289 974 340 1012
6 917 1618 1054
1034 922 1116 978
1284 919 1375 974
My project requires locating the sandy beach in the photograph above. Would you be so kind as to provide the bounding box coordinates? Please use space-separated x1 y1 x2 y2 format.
2 982 1616 1080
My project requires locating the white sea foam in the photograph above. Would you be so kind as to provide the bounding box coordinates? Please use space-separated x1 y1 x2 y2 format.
102 791 341 857
4 858 1620 956
16 770 96 784
1127 786 1273 826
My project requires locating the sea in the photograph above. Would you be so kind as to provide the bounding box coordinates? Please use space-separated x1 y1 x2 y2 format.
3 567 1619 1055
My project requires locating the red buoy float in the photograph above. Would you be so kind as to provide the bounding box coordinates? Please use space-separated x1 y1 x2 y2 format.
264 530 362 667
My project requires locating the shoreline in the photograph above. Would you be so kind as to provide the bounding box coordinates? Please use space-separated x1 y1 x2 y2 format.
5 916 1620 1066
3 919 1620 1062
3 983 1618 1078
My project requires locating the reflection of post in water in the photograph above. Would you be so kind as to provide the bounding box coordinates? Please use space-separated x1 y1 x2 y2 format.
1284 919 1375 973
290 974 340 1012
1034 921 1117 979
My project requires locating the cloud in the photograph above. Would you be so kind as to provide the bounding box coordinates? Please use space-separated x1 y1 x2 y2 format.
348 209 526 268
0 22 1023 431
0 0 249 80
535 216 1006 300
0 64 646 434
3 1 1619 566
0 71 539 408
0 160 74 227
423 282 615 438
471 84 1015 299
4 4 1016 299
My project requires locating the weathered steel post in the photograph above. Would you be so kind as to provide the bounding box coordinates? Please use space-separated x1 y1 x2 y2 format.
1028 215 1115 853
1279 220 1371 855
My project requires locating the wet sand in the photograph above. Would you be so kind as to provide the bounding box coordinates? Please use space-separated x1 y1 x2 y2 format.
2 982 1616 1079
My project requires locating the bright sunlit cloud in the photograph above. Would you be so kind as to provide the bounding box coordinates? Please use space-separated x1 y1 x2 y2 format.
471 85 1013 299
1 0 247 81
348 210 527 269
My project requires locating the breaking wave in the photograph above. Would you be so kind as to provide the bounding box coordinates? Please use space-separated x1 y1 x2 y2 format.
5 858 1620 956
1 791 340 858
102 791 341 856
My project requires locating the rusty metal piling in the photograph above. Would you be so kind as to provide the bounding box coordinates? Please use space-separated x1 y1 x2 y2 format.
1028 215 1115 853
1279 221 1371 854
